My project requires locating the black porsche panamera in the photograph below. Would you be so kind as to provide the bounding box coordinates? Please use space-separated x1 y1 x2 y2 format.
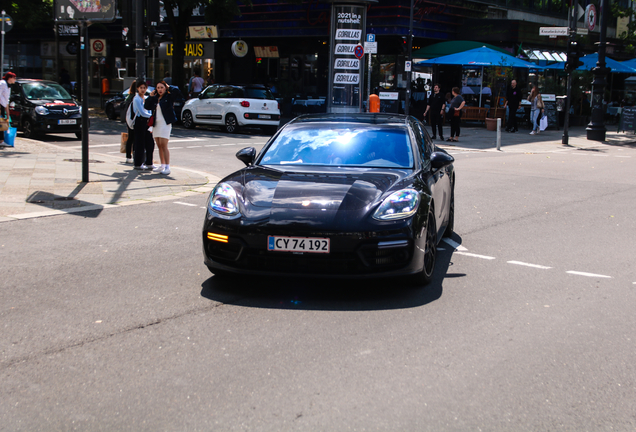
202 113 455 285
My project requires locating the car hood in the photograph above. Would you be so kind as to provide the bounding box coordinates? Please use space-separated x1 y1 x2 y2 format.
235 166 412 228
31 99 79 108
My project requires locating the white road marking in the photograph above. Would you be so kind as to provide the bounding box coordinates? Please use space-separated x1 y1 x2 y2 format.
174 202 198 207
616 156 632 158
168 138 205 143
566 271 612 279
221 143 237 146
507 260 552 269
205 145 218 147
455 252 496 260
186 146 202 148
442 238 468 251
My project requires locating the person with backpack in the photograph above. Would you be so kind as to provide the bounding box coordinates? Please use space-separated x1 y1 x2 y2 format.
131 80 155 170
122 81 137 163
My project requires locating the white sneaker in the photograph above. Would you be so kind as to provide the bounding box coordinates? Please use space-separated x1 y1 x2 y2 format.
529 131 536 135
152 165 164 172
161 167 171 175
125 158 133 164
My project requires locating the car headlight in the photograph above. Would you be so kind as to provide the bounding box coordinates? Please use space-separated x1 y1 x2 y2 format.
35 106 49 115
372 189 420 221
209 183 240 216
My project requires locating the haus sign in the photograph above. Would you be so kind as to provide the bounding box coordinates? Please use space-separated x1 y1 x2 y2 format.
159 42 215 59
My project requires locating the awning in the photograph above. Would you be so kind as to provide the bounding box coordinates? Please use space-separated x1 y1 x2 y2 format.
413 40 510 59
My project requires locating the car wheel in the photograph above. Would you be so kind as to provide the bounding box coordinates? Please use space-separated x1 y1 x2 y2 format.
225 114 239 134
22 118 36 138
182 110 195 129
444 181 454 238
408 207 437 286
105 104 117 120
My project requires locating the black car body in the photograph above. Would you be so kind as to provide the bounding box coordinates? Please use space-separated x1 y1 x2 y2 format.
9 79 83 139
104 85 185 122
202 113 455 284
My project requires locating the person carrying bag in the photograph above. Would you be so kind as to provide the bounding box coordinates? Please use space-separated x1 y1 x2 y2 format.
0 72 16 146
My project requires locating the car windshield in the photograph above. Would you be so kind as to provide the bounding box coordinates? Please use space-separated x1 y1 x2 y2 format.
260 123 414 168
23 83 72 100
245 88 275 100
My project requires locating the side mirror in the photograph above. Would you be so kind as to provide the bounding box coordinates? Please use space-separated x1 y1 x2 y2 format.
430 151 454 170
236 147 256 166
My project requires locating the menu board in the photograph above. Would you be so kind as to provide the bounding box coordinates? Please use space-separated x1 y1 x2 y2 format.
620 106 636 132
542 94 558 130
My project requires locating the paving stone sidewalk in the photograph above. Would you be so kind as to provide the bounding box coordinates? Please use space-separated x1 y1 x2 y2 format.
0 138 219 222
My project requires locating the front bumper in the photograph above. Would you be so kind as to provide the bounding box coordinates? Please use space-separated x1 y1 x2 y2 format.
35 115 84 134
202 217 426 279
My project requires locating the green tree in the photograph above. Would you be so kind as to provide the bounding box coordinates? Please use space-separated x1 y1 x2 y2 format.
611 1 636 55
0 0 53 30
162 0 251 93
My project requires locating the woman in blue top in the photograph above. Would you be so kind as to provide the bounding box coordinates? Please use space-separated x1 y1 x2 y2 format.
132 80 155 170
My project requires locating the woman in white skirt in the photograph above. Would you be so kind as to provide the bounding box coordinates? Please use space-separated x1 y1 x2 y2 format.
144 81 176 175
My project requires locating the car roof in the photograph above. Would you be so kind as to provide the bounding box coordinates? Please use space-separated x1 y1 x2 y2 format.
289 113 410 127
214 84 269 89
16 79 61 86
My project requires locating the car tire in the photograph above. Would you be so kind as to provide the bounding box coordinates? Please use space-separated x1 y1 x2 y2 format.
408 206 437 287
225 114 239 134
105 104 117 120
22 118 36 139
182 110 195 129
444 181 454 238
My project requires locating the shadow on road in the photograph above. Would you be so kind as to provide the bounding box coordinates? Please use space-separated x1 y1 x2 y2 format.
200 235 463 312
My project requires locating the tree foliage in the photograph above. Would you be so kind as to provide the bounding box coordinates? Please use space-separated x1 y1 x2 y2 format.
611 1 636 54
0 0 53 30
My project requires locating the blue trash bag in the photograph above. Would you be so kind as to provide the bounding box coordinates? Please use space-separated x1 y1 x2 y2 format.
4 125 16 147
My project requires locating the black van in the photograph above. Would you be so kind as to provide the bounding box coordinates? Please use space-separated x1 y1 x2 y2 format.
9 79 83 139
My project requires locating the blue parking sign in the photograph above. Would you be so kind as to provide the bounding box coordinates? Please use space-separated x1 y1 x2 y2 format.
366 34 375 42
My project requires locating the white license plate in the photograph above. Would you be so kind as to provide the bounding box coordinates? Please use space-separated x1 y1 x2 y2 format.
258 114 271 119
268 236 330 253
58 119 76 125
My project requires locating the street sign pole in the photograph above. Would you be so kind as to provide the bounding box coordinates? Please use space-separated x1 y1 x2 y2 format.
562 5 576 146
405 0 414 116
81 21 90 182
1 11 5 77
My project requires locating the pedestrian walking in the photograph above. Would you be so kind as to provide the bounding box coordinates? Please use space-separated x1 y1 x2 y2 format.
163 72 172 86
447 87 465 143
0 71 17 146
424 83 446 140
132 80 155 170
504 80 522 133
144 81 176 175
528 84 544 135
189 69 205 98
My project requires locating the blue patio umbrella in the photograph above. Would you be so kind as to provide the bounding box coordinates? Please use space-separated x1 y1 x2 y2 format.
417 46 541 105
621 58 636 70
544 53 636 73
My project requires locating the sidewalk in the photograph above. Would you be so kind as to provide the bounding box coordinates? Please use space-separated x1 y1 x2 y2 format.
0 137 220 223
1 123 634 223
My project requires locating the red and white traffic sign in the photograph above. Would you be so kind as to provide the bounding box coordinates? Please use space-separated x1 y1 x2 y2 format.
354 44 364 59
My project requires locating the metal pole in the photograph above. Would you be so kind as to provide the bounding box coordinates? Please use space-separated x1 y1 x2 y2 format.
367 53 371 111
586 0 608 141
81 21 90 183
135 0 146 83
496 118 501 150
562 3 575 146
1 10 5 76
405 0 414 116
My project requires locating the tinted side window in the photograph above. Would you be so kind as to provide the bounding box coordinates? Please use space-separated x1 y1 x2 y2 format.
214 86 236 98
409 119 428 159
201 85 217 99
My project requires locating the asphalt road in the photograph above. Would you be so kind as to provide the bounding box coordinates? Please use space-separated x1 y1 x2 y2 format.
1 126 636 430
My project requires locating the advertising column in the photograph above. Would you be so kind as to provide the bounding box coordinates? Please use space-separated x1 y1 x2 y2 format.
328 4 366 113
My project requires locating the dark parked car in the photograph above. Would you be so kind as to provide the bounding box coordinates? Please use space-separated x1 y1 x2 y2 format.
202 113 455 285
9 79 83 139
104 85 185 122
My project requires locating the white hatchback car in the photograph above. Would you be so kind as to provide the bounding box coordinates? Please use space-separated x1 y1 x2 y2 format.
181 84 280 134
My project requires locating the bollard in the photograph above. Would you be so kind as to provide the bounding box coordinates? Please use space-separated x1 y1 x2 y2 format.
496 118 501 151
